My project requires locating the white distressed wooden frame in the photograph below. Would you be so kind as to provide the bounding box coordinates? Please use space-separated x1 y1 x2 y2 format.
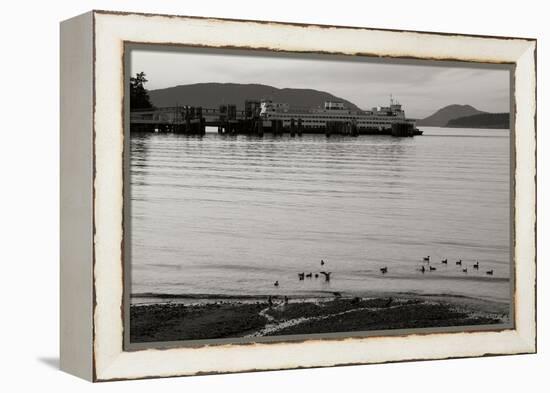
60 10 536 382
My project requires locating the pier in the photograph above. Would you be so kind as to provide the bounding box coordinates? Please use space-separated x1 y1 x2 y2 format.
130 101 264 136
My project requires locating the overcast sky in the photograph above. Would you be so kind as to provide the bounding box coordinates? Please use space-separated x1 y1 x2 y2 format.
131 48 510 119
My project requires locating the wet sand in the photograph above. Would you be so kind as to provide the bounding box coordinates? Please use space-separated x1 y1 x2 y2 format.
130 294 510 343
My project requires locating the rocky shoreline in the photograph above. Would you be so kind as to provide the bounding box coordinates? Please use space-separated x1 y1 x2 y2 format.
129 294 510 343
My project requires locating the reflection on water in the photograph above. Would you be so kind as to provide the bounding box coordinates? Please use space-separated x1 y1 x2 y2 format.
130 127 510 303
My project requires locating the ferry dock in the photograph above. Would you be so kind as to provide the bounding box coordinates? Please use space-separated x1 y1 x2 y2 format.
130 100 422 137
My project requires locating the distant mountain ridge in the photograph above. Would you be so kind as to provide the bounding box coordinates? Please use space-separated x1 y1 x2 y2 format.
148 83 360 110
446 113 509 129
417 104 486 127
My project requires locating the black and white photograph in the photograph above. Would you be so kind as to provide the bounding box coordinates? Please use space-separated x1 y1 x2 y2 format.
127 46 513 345
1 0 544 389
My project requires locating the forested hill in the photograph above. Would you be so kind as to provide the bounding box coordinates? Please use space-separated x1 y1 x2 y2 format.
148 83 360 110
417 104 485 127
446 113 510 129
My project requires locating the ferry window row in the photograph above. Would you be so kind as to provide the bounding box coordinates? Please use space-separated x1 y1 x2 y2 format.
268 114 396 120
279 121 395 126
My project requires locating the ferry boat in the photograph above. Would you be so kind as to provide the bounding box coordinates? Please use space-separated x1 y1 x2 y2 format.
259 97 422 136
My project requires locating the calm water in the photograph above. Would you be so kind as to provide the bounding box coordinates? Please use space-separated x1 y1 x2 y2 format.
130 127 511 303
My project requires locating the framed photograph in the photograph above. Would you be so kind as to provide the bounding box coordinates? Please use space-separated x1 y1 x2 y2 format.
60 10 537 381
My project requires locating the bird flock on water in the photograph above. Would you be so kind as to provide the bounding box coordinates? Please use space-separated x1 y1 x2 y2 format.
379 256 494 276
273 257 496 287
273 259 332 287
297 260 332 282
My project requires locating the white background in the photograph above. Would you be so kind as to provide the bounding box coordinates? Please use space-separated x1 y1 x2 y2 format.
0 0 546 391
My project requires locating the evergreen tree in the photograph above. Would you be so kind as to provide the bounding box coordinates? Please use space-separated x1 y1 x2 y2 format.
130 72 153 109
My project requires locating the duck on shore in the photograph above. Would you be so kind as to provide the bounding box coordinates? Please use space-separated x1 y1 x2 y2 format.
441 258 448 264
298 272 305 280
456 260 462 266
274 280 279 287
306 272 313 278
423 256 430 263
486 270 494 275
473 261 479 270
429 266 437 271
380 267 388 274
320 271 332 281
321 260 325 266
